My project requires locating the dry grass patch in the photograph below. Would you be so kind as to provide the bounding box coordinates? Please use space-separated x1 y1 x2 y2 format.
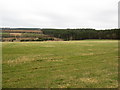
81 53 94 56
6 56 34 65
79 78 98 83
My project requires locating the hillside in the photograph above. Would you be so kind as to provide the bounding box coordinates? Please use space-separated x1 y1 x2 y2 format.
1 29 62 42
1 28 119 42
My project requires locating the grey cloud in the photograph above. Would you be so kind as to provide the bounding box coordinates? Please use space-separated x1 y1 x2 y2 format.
34 12 76 28
0 0 118 29
91 9 117 23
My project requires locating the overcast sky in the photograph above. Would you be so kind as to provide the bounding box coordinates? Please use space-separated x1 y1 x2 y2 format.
0 0 119 29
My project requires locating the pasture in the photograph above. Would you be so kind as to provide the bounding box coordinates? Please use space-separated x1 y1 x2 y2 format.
2 40 118 88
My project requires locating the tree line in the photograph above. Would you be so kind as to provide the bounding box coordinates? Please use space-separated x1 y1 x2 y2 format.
41 28 120 40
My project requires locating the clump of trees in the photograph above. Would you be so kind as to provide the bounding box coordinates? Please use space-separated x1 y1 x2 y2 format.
41 28 119 40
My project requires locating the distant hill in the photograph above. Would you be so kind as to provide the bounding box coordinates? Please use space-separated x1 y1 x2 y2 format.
1 29 63 42
1 28 119 42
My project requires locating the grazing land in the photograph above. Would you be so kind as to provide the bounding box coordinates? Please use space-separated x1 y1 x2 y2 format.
2 40 118 88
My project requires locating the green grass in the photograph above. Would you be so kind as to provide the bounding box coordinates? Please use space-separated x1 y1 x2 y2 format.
0 33 9 34
2 40 118 88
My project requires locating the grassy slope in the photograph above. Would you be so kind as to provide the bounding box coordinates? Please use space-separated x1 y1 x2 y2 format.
2 40 118 88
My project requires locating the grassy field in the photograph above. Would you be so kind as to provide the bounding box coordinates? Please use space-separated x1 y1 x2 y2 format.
2 40 118 88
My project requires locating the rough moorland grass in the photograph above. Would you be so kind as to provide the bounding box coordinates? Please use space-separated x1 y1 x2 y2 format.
2 40 118 88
